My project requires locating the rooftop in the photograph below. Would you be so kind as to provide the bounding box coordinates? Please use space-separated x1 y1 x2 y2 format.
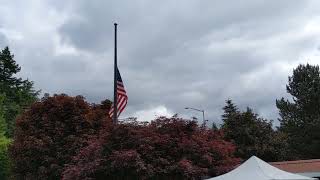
270 159 320 173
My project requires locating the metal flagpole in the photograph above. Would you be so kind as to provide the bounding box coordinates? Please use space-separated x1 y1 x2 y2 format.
113 23 118 124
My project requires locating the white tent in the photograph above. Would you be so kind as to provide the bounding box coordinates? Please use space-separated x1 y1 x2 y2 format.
207 156 315 180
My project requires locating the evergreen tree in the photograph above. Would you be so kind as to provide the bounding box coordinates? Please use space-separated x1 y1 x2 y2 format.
276 64 320 159
221 100 283 161
222 99 239 122
211 122 218 130
221 99 239 131
0 46 39 137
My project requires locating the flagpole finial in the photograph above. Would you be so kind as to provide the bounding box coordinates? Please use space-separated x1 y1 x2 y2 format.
114 23 118 26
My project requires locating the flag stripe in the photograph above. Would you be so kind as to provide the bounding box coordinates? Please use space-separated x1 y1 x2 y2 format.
118 98 126 111
109 67 128 119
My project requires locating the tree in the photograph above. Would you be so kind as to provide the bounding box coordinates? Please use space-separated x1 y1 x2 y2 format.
222 99 239 123
0 94 11 179
276 64 320 159
62 117 240 180
0 136 11 180
0 46 39 137
221 100 283 161
211 122 218 130
221 99 239 131
0 94 7 137
10 94 111 179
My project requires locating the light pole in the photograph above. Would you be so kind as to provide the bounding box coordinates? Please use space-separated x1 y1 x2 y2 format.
185 107 206 126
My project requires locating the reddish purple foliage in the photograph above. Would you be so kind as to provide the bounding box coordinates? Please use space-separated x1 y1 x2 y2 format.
9 94 239 179
63 117 240 180
9 94 111 180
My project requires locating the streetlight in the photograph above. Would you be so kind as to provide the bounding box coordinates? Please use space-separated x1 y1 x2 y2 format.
185 107 206 126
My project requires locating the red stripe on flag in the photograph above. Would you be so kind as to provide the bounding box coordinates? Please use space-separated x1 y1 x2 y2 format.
109 79 128 119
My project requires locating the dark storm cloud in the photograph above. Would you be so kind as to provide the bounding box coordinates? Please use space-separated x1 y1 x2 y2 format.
2 0 320 124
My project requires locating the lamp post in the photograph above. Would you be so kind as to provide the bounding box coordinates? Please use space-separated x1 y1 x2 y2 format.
185 107 206 126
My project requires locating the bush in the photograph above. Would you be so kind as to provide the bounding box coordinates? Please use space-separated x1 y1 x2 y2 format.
10 94 111 179
0 93 12 179
62 117 240 180
0 136 11 179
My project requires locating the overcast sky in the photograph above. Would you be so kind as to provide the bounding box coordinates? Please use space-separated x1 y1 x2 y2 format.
1 0 320 125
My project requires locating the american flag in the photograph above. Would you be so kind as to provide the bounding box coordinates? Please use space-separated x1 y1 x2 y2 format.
109 67 128 118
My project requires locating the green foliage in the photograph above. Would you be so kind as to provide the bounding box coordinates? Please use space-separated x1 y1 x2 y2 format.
0 46 39 137
221 99 286 161
222 99 239 123
211 122 218 130
276 63 320 159
0 47 20 82
0 136 12 180
0 94 12 179
0 94 8 136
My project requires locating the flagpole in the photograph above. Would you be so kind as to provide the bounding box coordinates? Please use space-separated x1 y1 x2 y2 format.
113 23 118 124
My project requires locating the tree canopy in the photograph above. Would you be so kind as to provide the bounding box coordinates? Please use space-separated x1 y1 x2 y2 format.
4 44 320 179
62 116 240 180
10 94 111 179
0 94 11 179
0 94 7 137
9 93 240 180
0 47 39 137
221 99 287 161
276 64 320 159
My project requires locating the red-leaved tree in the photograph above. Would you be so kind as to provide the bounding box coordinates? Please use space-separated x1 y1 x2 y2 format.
9 94 111 179
62 117 240 180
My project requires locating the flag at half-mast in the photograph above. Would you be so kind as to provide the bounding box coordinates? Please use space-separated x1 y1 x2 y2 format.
109 67 128 118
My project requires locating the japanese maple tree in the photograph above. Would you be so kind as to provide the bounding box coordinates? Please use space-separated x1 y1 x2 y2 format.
10 94 111 179
63 117 240 180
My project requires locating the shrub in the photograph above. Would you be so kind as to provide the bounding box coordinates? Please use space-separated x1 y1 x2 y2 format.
0 136 11 179
63 117 240 180
10 94 111 179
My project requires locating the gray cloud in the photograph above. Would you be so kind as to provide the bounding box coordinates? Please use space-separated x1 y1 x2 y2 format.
0 33 8 48
2 0 320 125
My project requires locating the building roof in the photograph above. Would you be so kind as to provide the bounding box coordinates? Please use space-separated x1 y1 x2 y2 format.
270 159 320 173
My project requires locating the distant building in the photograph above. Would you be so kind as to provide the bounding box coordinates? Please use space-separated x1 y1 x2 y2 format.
270 159 320 179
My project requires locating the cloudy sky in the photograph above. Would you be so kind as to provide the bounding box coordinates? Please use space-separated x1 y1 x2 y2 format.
1 0 320 125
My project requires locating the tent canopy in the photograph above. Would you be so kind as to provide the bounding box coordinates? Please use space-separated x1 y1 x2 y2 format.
208 156 315 180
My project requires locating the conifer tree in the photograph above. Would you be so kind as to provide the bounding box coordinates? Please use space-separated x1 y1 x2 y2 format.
222 99 239 123
0 47 39 137
221 100 283 161
276 64 320 159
